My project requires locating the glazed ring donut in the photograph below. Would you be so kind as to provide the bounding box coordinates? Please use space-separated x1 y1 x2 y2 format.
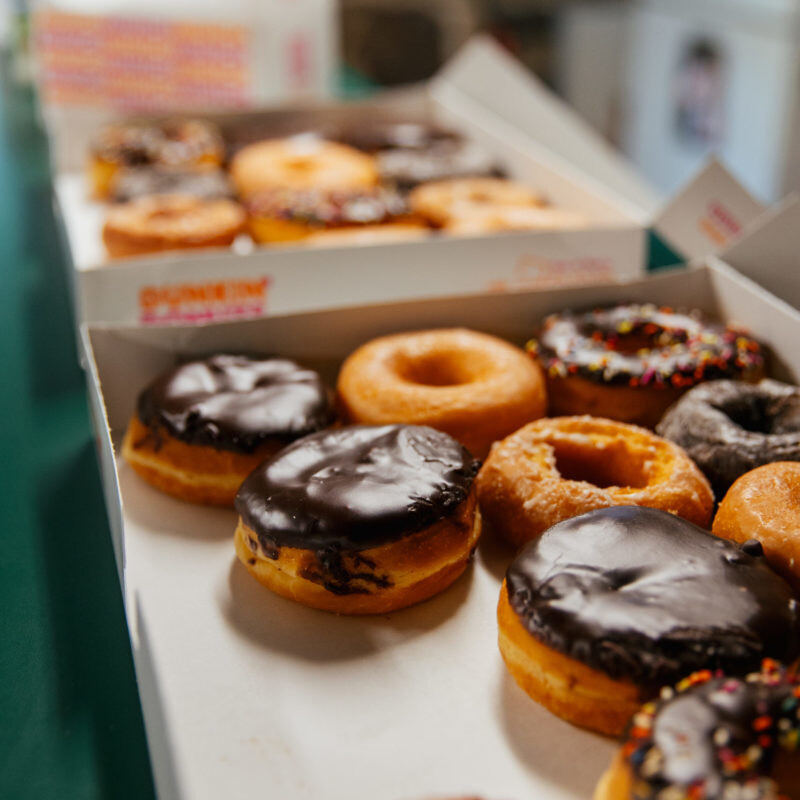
234 424 481 614
244 186 418 243
444 205 588 235
229 137 378 198
657 379 800 499
476 415 713 546
336 328 547 458
122 355 334 506
498 506 800 736
713 462 800 592
103 194 246 258
594 660 800 800
408 177 544 227
528 304 765 428
89 118 224 199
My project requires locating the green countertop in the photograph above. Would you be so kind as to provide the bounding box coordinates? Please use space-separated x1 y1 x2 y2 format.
0 54 156 799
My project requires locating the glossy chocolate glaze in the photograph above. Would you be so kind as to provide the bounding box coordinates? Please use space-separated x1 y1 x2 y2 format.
235 424 479 553
137 355 334 453
623 662 800 799
657 379 800 499
506 507 799 688
530 304 763 389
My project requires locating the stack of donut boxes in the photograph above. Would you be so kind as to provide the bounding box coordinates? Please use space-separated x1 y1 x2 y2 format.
51 35 800 800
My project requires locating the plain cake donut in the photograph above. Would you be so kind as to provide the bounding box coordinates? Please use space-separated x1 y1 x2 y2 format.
336 328 547 458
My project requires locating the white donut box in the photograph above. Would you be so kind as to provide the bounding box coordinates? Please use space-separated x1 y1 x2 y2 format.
81 199 800 800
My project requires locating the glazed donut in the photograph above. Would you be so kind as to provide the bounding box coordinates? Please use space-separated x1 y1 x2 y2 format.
376 140 503 192
594 659 800 800
122 355 334 506
103 194 246 258
713 462 800 592
444 205 589 235
89 118 223 199
109 165 232 203
657 379 800 499
303 223 430 248
528 304 765 429
229 136 378 198
244 186 418 244
234 424 481 614
409 177 544 227
476 416 713 547
498 506 800 736
336 328 547 458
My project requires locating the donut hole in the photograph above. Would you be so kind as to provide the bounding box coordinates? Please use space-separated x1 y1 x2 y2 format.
716 396 773 434
395 352 479 387
610 331 660 355
551 441 649 489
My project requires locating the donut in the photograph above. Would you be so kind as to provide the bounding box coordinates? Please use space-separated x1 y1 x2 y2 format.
303 223 430 248
336 328 547 458
528 304 765 429
444 205 589 235
336 121 460 153
234 424 481 614
122 355 334 506
657 379 800 499
109 165 232 203
229 136 378 198
244 186 419 244
594 659 800 800
713 462 800 592
476 416 713 547
376 140 504 192
498 506 800 736
409 177 544 227
103 194 246 258
89 118 223 199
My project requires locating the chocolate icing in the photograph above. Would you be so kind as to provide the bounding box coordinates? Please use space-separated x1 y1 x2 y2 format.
506 506 799 688
337 122 460 153
657 379 800 499
136 355 334 453
235 424 480 553
623 661 800 799
530 304 763 389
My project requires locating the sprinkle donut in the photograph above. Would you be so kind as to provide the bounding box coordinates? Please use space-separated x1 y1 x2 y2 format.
594 659 800 800
528 304 764 428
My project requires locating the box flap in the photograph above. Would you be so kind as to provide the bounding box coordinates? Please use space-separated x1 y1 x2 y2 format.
431 35 660 217
653 158 766 261
720 195 800 310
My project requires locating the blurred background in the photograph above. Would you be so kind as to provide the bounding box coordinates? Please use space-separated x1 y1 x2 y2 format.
4 0 800 203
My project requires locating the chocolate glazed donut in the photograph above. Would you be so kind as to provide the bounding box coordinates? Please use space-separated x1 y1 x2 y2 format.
498 506 800 736
657 379 800 499
234 424 482 614
594 660 800 800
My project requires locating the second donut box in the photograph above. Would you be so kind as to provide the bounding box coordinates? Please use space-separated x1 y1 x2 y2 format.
81 256 800 800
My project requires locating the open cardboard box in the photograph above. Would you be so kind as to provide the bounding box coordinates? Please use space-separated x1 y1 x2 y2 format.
54 36 659 328
82 205 800 798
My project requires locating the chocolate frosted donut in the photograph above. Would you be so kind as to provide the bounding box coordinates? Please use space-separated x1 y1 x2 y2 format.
137 355 333 453
337 121 460 153
376 140 504 192
657 379 800 499
122 355 334 506
234 424 482 613
595 660 800 800
498 506 799 735
110 166 233 203
528 304 764 427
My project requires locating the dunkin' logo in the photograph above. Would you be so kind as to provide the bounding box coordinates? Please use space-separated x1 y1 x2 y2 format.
486 254 615 292
698 200 743 247
139 277 269 323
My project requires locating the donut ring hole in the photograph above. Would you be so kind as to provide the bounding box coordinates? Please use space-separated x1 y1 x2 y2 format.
714 394 800 435
393 350 491 387
550 439 650 489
